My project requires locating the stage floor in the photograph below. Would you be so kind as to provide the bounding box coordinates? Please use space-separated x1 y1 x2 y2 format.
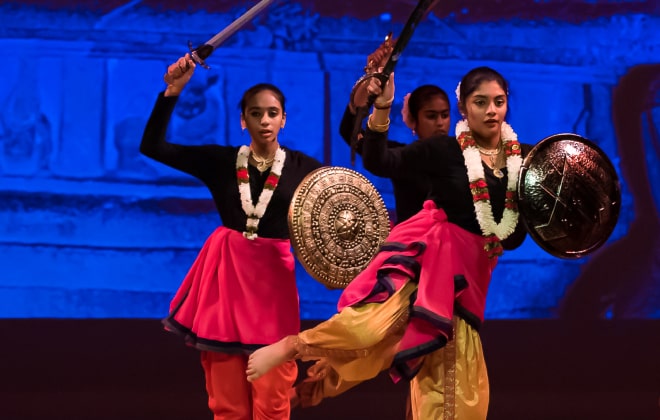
1 319 658 419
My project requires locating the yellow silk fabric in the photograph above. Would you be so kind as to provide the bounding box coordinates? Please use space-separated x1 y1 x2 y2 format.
409 317 489 420
295 283 488 419
297 282 415 382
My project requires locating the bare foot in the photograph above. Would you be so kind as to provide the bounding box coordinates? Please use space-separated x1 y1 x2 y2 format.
246 335 297 382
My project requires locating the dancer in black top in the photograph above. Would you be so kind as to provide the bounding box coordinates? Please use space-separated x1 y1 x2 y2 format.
141 53 322 420
246 67 533 420
289 43 453 412
339 40 452 224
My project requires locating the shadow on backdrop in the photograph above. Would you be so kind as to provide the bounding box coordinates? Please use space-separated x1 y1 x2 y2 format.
559 64 660 319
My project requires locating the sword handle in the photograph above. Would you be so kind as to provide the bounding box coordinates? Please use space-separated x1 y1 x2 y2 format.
349 0 436 164
188 41 214 69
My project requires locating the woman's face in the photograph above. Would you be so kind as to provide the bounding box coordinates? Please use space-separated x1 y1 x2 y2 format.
241 90 286 147
463 80 507 144
414 95 451 139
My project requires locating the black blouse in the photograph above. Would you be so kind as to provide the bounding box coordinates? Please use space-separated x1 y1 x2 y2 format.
361 127 533 250
140 93 323 239
338 105 430 225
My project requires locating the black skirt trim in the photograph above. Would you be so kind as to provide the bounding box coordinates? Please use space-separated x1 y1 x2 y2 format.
363 242 426 300
455 302 482 331
391 334 449 380
162 316 264 354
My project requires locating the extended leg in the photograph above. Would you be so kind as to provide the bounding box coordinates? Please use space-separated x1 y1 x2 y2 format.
246 335 299 382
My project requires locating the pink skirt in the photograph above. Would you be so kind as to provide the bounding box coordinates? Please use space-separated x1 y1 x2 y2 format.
337 200 498 379
163 226 300 353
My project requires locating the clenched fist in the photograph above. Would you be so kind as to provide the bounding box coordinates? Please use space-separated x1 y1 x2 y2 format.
163 54 196 96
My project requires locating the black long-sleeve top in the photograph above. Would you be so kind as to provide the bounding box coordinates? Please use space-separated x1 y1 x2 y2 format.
140 93 323 239
361 127 533 250
339 105 430 225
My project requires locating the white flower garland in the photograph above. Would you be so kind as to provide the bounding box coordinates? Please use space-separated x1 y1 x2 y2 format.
236 145 286 240
455 119 523 253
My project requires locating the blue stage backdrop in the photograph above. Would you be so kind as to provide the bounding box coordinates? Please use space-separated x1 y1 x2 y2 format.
0 1 658 320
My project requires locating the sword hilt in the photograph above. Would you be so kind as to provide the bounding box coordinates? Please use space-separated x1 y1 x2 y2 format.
188 41 214 69
348 0 437 165
348 72 390 166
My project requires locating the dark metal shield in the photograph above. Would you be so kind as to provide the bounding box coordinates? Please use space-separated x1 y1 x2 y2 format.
517 133 621 259
289 167 391 289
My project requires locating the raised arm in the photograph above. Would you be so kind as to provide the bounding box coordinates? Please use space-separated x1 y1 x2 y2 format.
360 72 446 177
339 38 396 155
140 54 221 179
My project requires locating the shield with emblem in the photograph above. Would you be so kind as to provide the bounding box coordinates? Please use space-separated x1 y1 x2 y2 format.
517 133 621 259
288 167 391 289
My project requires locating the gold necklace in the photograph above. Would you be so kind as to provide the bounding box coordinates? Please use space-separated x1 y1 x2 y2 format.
487 154 504 178
478 147 500 156
249 146 275 172
477 142 504 178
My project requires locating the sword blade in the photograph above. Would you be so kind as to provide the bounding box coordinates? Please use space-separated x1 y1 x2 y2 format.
206 0 276 48
190 0 276 68
381 0 438 77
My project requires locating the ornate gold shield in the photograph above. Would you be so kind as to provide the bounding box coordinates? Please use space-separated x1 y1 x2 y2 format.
517 133 621 259
289 167 391 289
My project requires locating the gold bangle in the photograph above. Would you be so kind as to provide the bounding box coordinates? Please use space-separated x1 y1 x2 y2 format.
367 114 390 132
373 99 393 109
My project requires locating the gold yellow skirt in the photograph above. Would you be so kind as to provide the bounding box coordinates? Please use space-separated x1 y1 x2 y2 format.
409 317 489 420
294 281 489 419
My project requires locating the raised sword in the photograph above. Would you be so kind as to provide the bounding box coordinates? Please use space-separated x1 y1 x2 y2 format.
189 0 277 68
349 0 439 165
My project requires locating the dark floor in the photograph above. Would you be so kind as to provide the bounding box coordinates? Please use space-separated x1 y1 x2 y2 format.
0 319 658 420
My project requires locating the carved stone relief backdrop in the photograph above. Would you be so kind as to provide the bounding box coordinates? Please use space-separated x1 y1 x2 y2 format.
0 0 658 319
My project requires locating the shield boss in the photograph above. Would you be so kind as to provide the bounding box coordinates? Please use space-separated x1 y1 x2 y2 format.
517 133 621 259
289 166 391 288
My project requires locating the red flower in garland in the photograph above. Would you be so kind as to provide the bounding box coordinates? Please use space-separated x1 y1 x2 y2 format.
504 141 522 157
458 132 477 149
472 190 490 202
237 167 249 183
470 179 488 189
265 173 280 189
470 179 490 202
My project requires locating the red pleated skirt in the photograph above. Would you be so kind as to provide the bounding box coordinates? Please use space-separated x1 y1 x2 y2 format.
163 226 300 353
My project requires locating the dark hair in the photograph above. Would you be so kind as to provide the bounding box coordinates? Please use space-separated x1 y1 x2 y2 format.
407 84 450 122
238 83 286 114
458 66 509 105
